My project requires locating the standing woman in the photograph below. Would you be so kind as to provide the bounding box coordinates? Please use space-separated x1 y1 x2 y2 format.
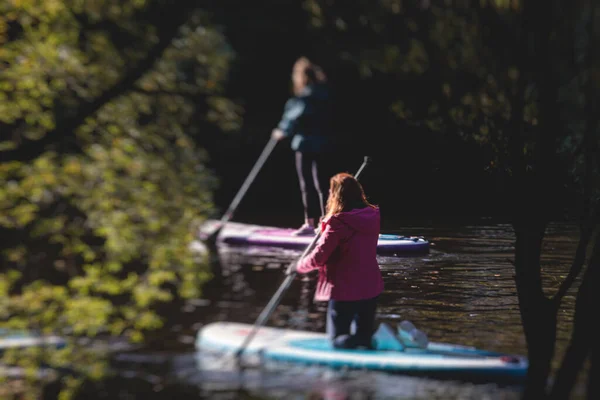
271 57 333 236
288 172 383 349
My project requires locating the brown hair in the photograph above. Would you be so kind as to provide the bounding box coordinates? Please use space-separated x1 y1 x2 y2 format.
292 56 327 95
325 172 376 219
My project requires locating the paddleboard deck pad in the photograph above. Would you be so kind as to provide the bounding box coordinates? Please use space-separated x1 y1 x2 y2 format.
198 220 430 255
196 322 527 380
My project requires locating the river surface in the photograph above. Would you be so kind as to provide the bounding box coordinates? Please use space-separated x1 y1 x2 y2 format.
61 219 588 400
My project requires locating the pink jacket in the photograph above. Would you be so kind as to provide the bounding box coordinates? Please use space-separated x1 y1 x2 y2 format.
296 206 384 302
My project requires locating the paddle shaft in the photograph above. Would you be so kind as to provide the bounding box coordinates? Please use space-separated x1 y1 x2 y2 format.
234 156 371 360
220 137 278 226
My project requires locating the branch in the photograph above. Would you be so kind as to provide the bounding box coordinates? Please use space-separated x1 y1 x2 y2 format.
130 87 208 101
2 2 197 163
552 210 599 305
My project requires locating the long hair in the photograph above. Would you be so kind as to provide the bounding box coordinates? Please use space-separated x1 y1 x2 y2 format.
292 56 327 95
325 172 376 219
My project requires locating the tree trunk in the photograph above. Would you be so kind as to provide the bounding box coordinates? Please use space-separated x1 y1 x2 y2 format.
589 306 599 398
513 219 555 399
550 1 600 397
550 227 599 399
510 2 558 398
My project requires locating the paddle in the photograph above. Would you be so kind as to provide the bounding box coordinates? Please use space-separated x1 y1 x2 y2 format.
202 137 278 244
233 156 372 362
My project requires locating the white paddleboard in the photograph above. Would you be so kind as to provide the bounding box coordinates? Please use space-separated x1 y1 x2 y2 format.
196 322 528 379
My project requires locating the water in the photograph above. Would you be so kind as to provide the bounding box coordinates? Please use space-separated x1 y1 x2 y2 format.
53 220 587 399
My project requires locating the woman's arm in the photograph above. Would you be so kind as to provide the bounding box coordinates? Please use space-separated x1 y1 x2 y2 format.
296 219 342 274
275 97 306 138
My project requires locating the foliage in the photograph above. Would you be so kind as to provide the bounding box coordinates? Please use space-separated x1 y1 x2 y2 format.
301 0 600 214
0 0 241 397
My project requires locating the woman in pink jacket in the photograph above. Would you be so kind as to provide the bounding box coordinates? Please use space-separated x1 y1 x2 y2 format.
289 172 384 349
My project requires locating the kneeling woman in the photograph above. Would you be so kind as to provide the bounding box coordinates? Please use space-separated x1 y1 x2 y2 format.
289 172 383 349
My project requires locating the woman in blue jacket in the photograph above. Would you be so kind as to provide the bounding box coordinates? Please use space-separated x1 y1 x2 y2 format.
271 57 333 235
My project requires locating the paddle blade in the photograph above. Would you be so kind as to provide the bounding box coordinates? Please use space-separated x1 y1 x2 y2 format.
197 220 225 244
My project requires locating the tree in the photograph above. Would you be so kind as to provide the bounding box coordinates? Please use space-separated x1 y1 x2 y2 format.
0 0 241 397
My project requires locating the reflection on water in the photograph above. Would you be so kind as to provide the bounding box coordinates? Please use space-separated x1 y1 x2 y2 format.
53 221 586 400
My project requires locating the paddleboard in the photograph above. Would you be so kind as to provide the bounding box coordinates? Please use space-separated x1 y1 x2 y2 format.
195 322 528 380
198 220 430 255
0 329 66 352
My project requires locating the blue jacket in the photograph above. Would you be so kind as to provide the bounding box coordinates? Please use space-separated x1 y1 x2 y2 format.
277 83 332 154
